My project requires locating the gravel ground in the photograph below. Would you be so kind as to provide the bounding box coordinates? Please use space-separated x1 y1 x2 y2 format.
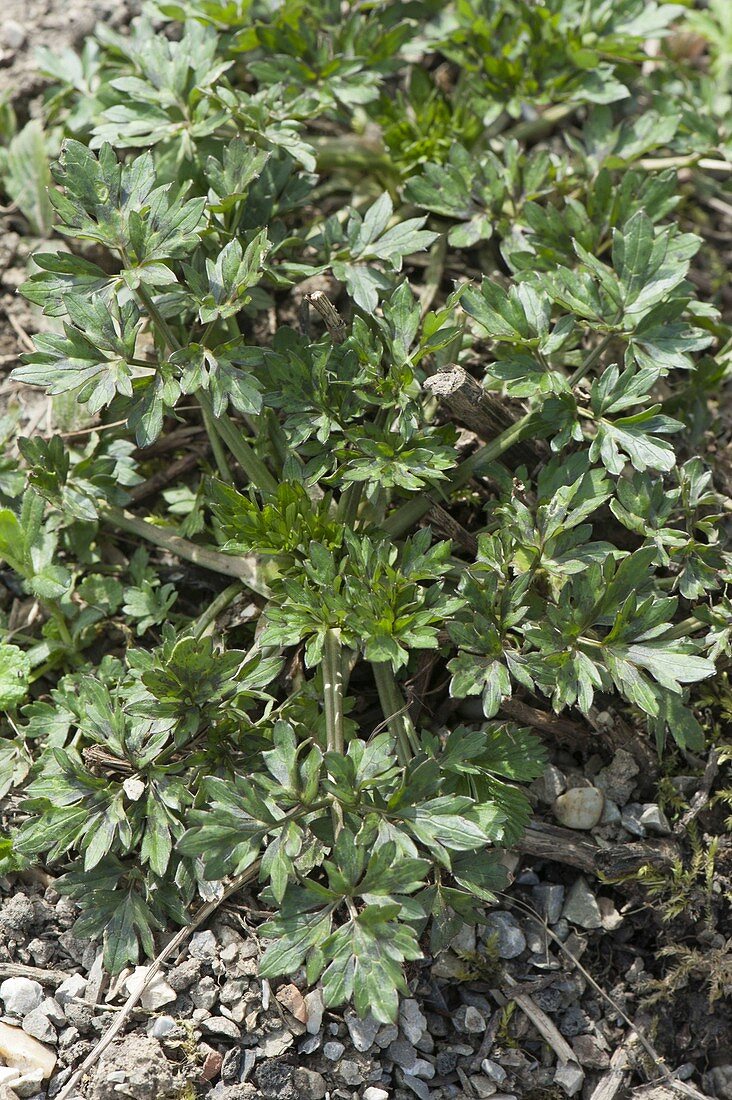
1 741 730 1100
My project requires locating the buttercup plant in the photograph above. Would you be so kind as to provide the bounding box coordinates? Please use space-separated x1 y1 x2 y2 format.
0 0 729 1020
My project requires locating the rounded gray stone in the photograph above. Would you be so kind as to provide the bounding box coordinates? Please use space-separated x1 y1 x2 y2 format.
483 911 527 959
0 978 43 1017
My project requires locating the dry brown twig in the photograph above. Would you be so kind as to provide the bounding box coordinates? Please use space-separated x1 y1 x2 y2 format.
503 971 580 1071
306 291 347 343
0 963 68 985
6 310 35 352
675 748 720 834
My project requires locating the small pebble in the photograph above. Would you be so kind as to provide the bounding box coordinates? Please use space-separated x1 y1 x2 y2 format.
149 1016 177 1040
482 912 526 959
399 999 427 1045
454 1005 486 1033
219 943 239 966
296 1067 327 1099
532 884 565 925
166 959 201 992
0 897 36 935
201 1016 241 1040
471 1075 498 1098
200 1049 223 1082
600 799 621 825
189 930 218 961
621 803 647 837
241 1048 257 1080
553 787 604 831
276 983 307 1024
338 1059 363 1085
323 1040 345 1061
407 1058 436 1080
21 1009 57 1045
598 896 623 931
0 980 43 1019
27 940 54 968
533 765 567 804
430 952 464 980
37 999 65 1029
191 977 218 1011
84 952 105 1005
374 1024 399 1049
482 1059 508 1085
554 1061 584 1096
594 749 639 804
562 877 602 930
524 919 545 954
258 1028 293 1058
639 804 672 835
220 1046 240 1084
304 988 324 1035
123 968 176 1012
363 1089 389 1100
399 1072 431 1100
571 1034 610 1069
344 1009 379 1052
388 1038 418 1069
553 918 570 940
436 1051 458 1075
1 19 25 49
450 924 476 954
9 1066 45 1097
559 1005 592 1038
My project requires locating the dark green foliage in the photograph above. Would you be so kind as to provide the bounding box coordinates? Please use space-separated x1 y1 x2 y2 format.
0 0 729 1018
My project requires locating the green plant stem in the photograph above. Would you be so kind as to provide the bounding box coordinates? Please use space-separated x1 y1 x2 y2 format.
312 135 400 183
337 481 365 526
263 407 291 473
101 505 271 595
201 404 234 482
136 285 276 493
197 391 277 493
665 614 708 640
323 628 345 755
502 103 577 142
48 602 74 649
371 661 418 765
136 285 182 354
190 582 244 639
568 332 614 388
338 407 391 526
384 410 542 539
638 154 732 173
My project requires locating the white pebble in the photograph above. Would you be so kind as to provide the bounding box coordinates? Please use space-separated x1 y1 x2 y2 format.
553 787 604 830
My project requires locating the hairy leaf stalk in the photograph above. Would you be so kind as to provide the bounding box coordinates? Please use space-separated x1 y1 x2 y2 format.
372 661 419 765
323 628 345 755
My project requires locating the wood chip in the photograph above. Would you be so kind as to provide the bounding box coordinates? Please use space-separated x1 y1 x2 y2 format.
276 982 308 1024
